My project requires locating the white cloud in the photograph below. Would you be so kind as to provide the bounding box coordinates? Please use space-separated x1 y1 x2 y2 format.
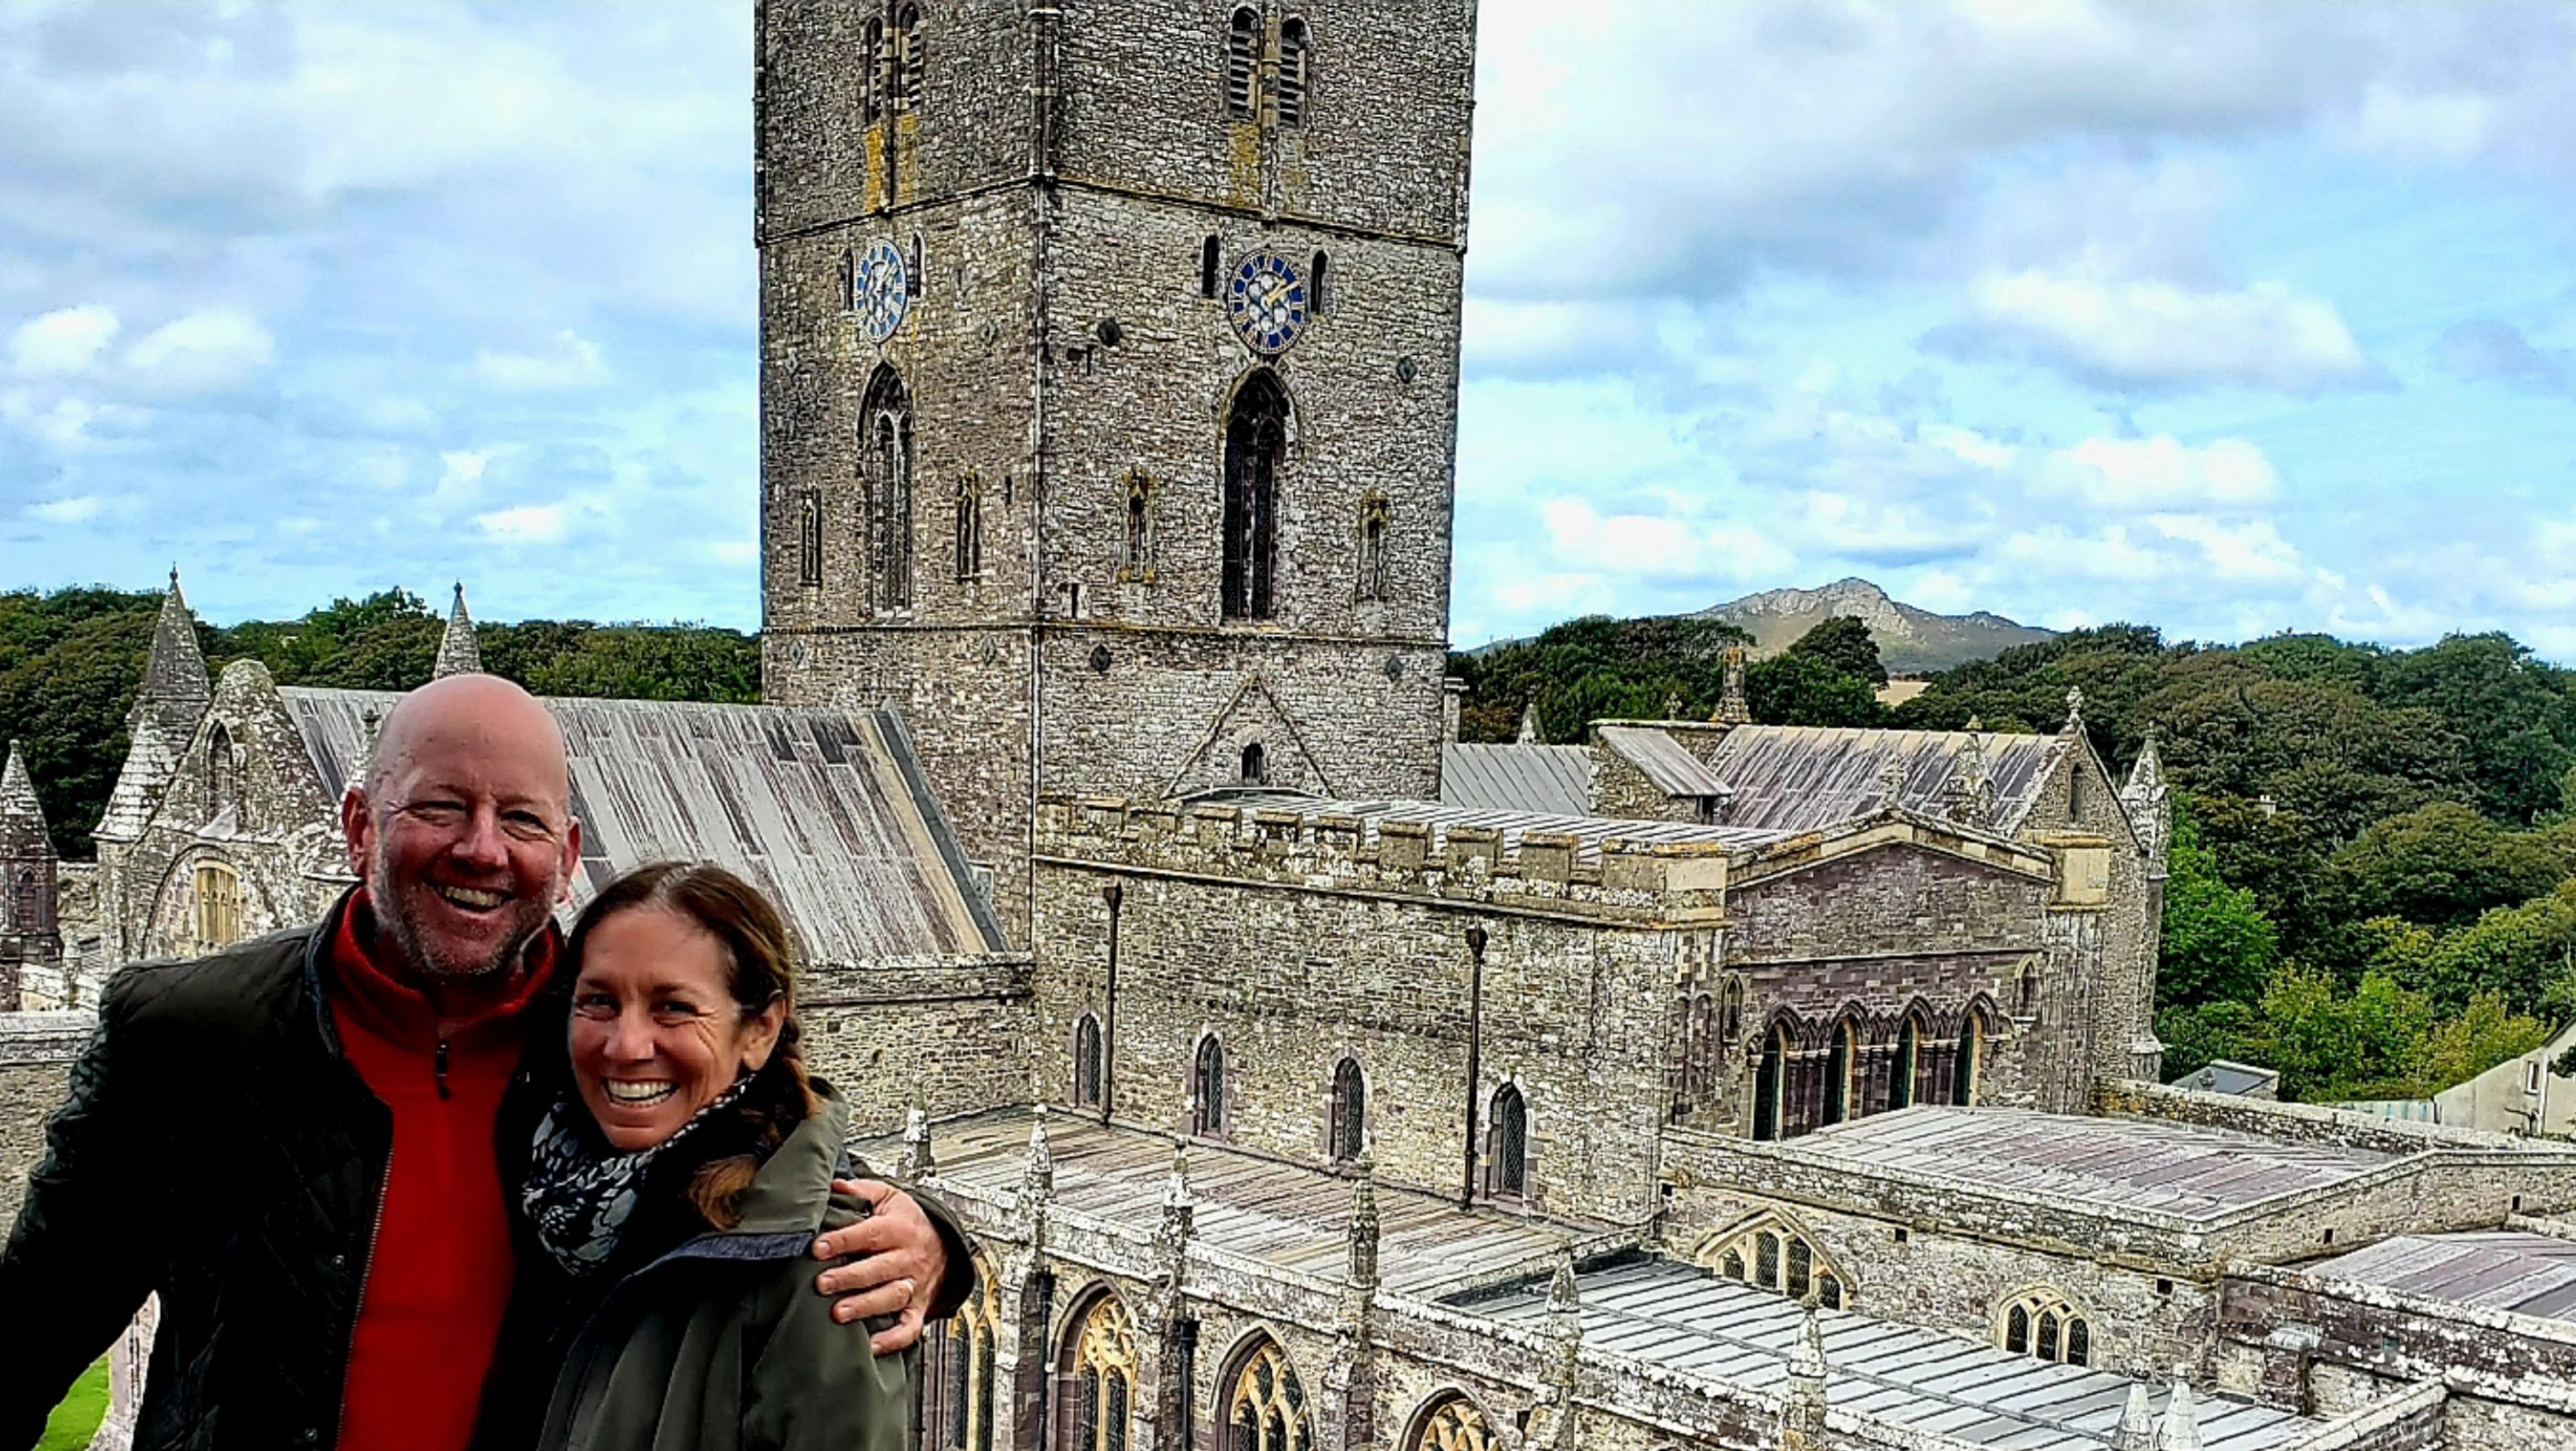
476 328 609 390
2049 435 2281 510
476 502 568 544
24 495 102 524
7 304 119 374
123 308 275 392
709 540 757 566
1957 268 2375 392
1540 496 1796 582
2146 513 2305 585
0 387 103 448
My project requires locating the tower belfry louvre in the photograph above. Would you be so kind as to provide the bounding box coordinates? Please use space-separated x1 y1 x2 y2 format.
753 0 1476 933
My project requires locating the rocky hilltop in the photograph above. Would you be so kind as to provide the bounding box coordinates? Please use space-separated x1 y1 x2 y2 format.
1692 577 2054 675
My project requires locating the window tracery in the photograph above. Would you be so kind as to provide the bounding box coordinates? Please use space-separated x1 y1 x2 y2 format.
192 861 243 951
1486 1082 1526 1198
1226 1339 1312 1451
1223 371 1288 620
1699 1215 1848 1309
1073 1014 1104 1108
1410 1394 1497 1451
932 1271 999 1451
1329 1058 1365 1163
1068 1295 1138 1451
1192 1035 1228 1136
862 367 914 613
1999 1288 2093 1367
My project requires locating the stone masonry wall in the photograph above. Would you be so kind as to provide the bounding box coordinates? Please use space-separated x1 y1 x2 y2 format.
799 961 1040 1136
1030 854 1676 1225
0 1012 88 1228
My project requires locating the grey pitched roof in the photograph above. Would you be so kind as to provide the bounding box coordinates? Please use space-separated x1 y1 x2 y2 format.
1467 1259 2312 1451
1784 1107 2391 1222
862 1106 1614 1299
1595 725 1730 798
1221 790 1790 864
2167 1059 2280 1097
281 689 1006 964
2311 1231 2576 1322
1700 726 2061 833
1440 743 1592 816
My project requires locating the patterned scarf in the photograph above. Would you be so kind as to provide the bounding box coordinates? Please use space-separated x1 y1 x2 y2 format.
521 1078 754 1280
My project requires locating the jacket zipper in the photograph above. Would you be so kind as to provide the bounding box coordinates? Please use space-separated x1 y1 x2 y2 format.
435 1037 451 1100
329 1147 391 1451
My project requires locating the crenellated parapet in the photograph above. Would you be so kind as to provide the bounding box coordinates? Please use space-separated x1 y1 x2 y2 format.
1033 794 1732 926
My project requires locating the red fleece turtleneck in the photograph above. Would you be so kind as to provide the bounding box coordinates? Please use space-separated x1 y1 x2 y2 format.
328 888 559 1451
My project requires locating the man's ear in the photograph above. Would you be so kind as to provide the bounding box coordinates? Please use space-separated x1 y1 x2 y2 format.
340 787 373 880
557 816 584 903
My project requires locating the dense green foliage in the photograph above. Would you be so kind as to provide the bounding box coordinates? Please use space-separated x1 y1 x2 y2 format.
1453 614 1890 742
0 586 759 856
1894 623 2575 1103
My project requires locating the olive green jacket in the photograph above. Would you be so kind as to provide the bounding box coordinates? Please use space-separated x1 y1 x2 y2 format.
525 1096 917 1451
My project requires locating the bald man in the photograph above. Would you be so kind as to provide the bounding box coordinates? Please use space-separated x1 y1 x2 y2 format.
1 675 965 1451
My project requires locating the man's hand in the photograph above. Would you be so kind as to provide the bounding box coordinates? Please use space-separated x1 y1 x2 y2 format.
815 1179 949 1355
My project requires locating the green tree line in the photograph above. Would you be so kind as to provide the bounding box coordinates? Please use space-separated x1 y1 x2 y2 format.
0 586 758 856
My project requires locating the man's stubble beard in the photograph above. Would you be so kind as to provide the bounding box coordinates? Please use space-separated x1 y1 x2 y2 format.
367 838 555 981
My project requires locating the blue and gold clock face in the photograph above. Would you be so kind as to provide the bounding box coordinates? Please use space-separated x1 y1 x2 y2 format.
855 238 909 343
1225 252 1308 355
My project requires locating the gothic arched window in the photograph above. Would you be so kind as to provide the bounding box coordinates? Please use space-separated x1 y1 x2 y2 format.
1123 469 1154 576
1222 370 1288 620
1751 1022 1787 1142
1699 1214 1850 1310
1329 1058 1365 1163
1954 1007 1988 1106
889 4 922 113
1225 8 1260 120
1822 1017 1855 1127
861 367 915 613
1486 1082 1527 1198
860 17 886 124
1409 1394 1497 1451
207 723 240 822
1073 1015 1104 1109
798 490 823 587
192 860 243 951
1890 1013 1922 1112
1310 251 1330 314
1225 1338 1312 1451
1999 1288 2093 1367
931 1271 999 1451
1720 975 1746 1041
1240 742 1266 785
1356 493 1390 601
954 476 982 581
1276 18 1310 125
1201 235 1223 297
1192 1035 1227 1137
1063 1294 1137 1451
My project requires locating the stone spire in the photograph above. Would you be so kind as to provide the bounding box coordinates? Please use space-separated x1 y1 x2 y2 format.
0 743 46 833
99 570 213 847
897 1080 934 1179
1782 1298 1829 1451
433 582 484 679
1713 647 1753 726
1521 1252 1585 1451
1515 700 1542 745
1012 1104 1055 1241
138 566 212 730
2159 1379 2202 1451
1155 1137 1195 1284
1347 1151 1381 1291
0 740 59 1012
2111 1382 2156 1451
2122 729 2173 875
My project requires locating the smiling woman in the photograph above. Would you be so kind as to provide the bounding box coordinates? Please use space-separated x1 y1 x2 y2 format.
473 861 916 1450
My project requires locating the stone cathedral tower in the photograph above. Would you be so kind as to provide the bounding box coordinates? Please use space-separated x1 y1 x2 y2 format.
755 1 1479 934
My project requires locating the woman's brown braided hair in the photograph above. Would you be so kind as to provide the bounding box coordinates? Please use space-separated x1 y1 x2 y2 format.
565 861 818 1229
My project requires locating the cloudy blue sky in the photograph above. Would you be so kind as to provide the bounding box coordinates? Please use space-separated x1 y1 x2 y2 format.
5 3 2575 660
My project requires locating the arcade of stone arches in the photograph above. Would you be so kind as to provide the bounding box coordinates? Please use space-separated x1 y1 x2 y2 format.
923 1281 1504 1451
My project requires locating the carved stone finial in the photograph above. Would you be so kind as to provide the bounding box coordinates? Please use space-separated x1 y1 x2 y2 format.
1021 1103 1054 1200
1516 700 1542 745
1546 1252 1580 1318
1878 754 1908 811
1347 1151 1380 1291
1714 647 1753 726
2159 1378 2202 1451
1662 692 1683 721
2064 684 2086 732
2112 1382 2156 1451
899 1080 933 1178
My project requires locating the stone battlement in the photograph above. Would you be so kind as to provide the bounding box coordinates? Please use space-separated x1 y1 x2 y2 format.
1033 794 1731 926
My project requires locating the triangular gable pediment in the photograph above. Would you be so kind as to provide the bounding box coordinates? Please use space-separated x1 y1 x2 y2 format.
1160 674 1332 801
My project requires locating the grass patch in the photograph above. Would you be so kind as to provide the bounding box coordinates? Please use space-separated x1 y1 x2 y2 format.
40 1358 110 1451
